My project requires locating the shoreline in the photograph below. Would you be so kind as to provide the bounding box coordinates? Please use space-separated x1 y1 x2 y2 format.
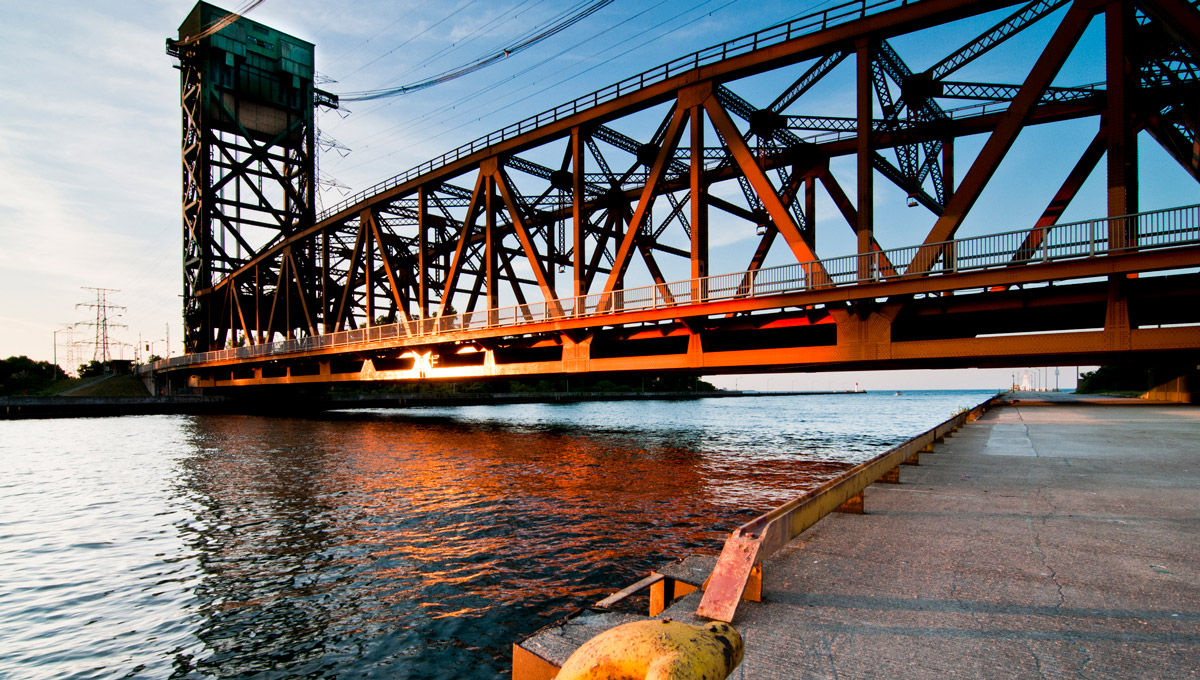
0 389 866 420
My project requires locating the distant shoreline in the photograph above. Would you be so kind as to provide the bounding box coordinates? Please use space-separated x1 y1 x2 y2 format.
0 389 867 420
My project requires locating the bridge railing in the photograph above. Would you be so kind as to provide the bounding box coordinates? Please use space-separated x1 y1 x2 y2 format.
317 0 914 223
149 204 1200 372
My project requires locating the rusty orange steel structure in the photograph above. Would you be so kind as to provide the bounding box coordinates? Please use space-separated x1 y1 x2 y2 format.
156 0 1200 390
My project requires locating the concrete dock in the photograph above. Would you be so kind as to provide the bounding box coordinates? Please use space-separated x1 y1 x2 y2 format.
518 394 1200 678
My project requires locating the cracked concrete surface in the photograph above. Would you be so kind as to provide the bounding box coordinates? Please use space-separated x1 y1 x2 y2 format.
665 394 1200 679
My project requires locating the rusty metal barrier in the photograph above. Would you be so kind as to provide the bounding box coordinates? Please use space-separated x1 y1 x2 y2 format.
696 393 1005 622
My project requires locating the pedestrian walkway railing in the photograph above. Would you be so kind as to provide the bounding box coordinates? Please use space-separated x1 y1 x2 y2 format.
148 204 1200 372
696 392 1006 623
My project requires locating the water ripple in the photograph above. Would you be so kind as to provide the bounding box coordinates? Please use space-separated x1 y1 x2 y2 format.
0 391 992 679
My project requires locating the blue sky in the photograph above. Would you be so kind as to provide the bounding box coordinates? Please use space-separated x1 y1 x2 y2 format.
1 0 1196 389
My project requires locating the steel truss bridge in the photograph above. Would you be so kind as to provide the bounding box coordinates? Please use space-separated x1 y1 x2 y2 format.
153 0 1200 391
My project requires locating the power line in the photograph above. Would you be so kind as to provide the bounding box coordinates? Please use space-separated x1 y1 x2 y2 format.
324 0 740 174
334 0 505 81
378 0 554 85
324 0 481 72
322 0 552 126
331 0 683 144
336 0 617 101
174 0 267 45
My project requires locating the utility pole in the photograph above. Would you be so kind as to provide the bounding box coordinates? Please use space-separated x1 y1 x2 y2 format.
76 287 127 363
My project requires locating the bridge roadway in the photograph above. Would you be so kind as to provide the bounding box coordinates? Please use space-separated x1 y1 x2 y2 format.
145 205 1200 391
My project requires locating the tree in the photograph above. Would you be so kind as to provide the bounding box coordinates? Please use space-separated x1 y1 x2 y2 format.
1076 365 1149 394
0 355 67 395
79 360 106 378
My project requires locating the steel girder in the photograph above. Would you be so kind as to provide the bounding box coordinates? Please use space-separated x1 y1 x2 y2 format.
180 254 1200 389
177 0 1200 380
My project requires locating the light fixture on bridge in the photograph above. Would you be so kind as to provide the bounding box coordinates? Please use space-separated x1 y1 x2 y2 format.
756 223 767 236
907 194 919 208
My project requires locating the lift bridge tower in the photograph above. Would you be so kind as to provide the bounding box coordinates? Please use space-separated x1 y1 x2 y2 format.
167 3 336 353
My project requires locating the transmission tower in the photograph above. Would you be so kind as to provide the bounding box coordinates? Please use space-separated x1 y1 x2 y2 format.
76 287 127 363
53 323 82 377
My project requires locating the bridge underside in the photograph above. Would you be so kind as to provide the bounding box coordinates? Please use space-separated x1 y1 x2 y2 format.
173 246 1200 390
160 0 1200 389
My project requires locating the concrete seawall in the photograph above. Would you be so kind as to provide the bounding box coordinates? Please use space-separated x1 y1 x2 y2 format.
518 393 1200 678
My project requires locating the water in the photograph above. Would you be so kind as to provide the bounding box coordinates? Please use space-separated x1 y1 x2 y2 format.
0 390 994 679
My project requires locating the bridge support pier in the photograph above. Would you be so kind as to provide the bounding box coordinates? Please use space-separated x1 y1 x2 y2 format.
1145 365 1198 403
836 491 865 514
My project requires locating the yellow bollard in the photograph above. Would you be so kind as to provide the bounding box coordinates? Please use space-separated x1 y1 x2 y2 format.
555 618 743 680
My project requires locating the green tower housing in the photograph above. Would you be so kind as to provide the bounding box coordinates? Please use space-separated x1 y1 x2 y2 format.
168 2 336 353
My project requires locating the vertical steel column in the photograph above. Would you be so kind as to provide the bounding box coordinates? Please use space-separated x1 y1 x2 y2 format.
547 206 556 291
857 38 875 280
1107 0 1138 248
942 138 955 203
1105 0 1136 341
361 209 374 326
804 175 817 246
284 253 292 339
486 175 499 323
571 127 585 310
321 228 330 333
179 59 213 352
254 264 261 344
418 185 429 319
690 105 709 302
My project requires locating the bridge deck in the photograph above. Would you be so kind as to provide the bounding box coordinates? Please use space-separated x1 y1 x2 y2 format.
150 205 1200 380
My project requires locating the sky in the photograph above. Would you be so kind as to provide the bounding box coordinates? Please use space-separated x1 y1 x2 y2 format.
1 0 1196 390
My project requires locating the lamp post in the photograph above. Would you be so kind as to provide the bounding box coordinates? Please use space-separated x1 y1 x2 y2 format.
146 338 166 361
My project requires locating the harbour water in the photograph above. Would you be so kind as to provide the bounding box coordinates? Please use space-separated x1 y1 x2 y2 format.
0 390 994 679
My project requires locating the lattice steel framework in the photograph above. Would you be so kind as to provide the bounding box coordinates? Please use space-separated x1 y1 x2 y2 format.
163 0 1200 384
168 2 337 353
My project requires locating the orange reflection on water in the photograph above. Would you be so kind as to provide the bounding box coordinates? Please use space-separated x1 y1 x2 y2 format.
176 408 854 676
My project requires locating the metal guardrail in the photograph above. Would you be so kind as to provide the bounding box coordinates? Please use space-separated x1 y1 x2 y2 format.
695 392 1006 622
317 0 917 223
144 204 1200 373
